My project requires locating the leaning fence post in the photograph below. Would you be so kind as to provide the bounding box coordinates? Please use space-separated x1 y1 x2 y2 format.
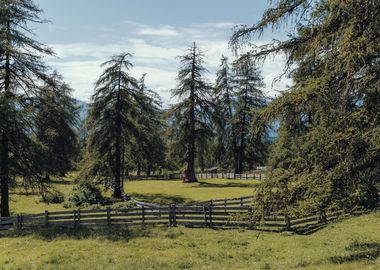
44 210 49 227
106 207 111 226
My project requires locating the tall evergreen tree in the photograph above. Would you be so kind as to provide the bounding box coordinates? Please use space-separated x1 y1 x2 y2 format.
0 0 53 216
213 55 236 169
34 72 79 181
232 54 266 173
131 74 165 176
170 42 213 182
83 53 139 198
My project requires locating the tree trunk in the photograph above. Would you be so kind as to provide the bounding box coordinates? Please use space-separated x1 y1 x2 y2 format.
0 131 10 217
113 66 123 199
237 80 249 174
136 162 141 176
183 42 198 183
1 20 11 217
146 163 151 176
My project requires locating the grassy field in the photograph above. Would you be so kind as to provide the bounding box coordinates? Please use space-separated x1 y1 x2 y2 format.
0 211 379 270
124 178 259 204
8 177 258 215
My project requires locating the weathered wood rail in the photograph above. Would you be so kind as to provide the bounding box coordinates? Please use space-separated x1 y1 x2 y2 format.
0 195 369 232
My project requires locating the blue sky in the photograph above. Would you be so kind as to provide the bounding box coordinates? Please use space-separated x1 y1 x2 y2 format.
33 0 292 103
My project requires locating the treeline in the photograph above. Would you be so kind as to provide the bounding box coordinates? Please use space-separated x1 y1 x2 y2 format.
1 0 379 219
0 0 270 216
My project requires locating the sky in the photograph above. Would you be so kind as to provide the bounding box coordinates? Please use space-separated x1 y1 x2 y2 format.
33 0 292 103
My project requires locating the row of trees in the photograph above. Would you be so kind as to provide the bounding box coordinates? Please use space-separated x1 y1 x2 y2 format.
81 43 269 194
0 0 269 214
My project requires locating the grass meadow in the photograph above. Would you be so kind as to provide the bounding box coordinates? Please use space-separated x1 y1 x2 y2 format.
2 176 379 270
0 211 379 270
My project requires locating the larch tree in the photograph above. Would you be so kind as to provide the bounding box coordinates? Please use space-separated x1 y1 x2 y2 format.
231 0 380 217
0 0 53 217
231 54 266 174
170 42 213 183
34 71 79 182
83 53 139 198
212 55 236 169
131 74 165 176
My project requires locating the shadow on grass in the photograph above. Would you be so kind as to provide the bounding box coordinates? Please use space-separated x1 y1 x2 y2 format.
195 181 257 189
128 192 195 205
10 191 39 196
0 225 158 242
49 179 73 185
331 242 380 264
293 223 328 235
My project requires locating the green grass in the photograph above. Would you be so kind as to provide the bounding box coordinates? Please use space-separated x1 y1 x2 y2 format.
9 175 76 215
0 211 379 270
9 177 258 215
124 178 259 204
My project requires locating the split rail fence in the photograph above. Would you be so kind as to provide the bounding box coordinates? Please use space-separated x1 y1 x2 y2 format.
0 195 367 232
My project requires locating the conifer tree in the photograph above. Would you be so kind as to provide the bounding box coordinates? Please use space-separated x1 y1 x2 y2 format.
0 0 53 216
131 74 165 176
170 42 213 182
231 0 380 216
232 54 266 173
213 56 236 169
35 72 79 181
83 53 139 198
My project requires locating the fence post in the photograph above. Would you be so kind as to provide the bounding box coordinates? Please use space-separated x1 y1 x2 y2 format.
15 215 20 229
224 199 227 213
284 214 291 231
240 197 244 207
173 205 177 227
20 214 23 229
259 173 262 180
318 209 326 223
73 209 77 228
44 210 49 228
141 206 145 225
77 209 81 225
106 207 111 226
208 203 213 227
203 205 208 227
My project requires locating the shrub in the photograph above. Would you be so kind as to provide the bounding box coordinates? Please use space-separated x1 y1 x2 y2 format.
40 190 65 204
66 183 104 207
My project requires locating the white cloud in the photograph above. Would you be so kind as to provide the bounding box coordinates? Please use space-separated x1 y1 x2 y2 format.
45 20 292 103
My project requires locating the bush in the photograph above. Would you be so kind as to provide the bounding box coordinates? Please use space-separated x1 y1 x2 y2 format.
66 183 104 207
41 190 65 204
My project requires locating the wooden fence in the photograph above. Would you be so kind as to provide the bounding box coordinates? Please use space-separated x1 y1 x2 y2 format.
197 172 264 180
127 172 265 181
0 195 367 232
